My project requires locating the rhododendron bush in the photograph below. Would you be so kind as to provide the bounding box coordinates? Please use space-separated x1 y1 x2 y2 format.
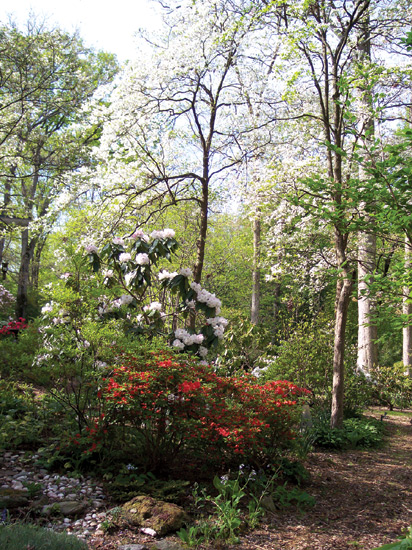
96 351 310 470
81 229 227 361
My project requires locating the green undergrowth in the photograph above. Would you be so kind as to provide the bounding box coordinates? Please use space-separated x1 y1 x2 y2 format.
310 414 385 450
0 523 87 550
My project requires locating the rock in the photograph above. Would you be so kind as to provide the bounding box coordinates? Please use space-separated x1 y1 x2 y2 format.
154 541 185 550
0 488 30 508
118 545 149 550
121 495 188 537
42 500 87 517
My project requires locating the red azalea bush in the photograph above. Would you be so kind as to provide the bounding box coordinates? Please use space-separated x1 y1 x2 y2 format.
97 350 310 470
0 318 28 336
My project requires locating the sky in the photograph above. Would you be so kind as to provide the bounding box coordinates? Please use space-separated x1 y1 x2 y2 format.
0 0 160 61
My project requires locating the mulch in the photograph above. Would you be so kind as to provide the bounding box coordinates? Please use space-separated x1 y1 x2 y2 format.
89 411 412 550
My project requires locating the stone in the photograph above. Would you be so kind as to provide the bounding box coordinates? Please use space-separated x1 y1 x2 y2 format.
121 495 188 537
42 500 87 517
154 541 185 550
118 545 149 550
0 488 30 508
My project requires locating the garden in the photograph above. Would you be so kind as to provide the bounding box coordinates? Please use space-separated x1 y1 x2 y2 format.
1 229 412 550
1 2 412 549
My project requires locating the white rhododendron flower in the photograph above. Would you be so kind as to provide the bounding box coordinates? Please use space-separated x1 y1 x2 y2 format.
103 269 114 278
84 244 98 254
41 303 53 314
131 230 149 241
136 253 150 265
179 268 193 277
199 346 208 358
119 252 131 263
158 270 178 280
172 339 185 350
113 237 125 246
163 228 175 238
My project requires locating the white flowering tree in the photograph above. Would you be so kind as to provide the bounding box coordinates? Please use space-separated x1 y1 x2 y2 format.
90 0 281 285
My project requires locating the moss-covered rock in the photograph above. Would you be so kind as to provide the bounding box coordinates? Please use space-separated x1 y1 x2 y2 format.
121 495 188 536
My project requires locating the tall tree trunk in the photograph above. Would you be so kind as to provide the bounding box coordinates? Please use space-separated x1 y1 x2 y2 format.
331 228 354 428
331 272 353 428
357 11 378 374
357 230 378 372
251 214 261 324
403 236 412 375
30 237 46 290
16 231 36 319
0 177 12 267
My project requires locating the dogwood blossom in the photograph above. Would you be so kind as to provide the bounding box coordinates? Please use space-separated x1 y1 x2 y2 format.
143 301 163 312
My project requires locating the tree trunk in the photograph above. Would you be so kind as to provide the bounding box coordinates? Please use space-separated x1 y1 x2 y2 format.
403 236 412 375
356 11 378 374
16 230 36 319
30 237 46 290
331 268 353 428
251 214 261 324
357 230 378 372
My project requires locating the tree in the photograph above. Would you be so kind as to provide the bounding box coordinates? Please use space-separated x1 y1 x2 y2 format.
257 0 412 426
92 0 279 286
0 19 118 317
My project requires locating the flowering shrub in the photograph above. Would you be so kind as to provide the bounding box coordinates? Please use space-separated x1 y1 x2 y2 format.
97 350 310 470
0 318 28 336
0 284 15 312
83 229 227 361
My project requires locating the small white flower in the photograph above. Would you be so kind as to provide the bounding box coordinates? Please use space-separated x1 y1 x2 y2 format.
119 252 131 263
41 303 53 314
85 244 98 254
103 269 114 278
113 237 125 246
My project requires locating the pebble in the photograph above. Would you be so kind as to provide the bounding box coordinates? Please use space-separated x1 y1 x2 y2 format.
0 450 108 538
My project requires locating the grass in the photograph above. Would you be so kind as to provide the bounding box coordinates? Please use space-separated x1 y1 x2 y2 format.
0 523 88 550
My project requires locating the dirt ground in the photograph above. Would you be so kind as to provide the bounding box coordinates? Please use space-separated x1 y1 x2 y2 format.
90 411 412 550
